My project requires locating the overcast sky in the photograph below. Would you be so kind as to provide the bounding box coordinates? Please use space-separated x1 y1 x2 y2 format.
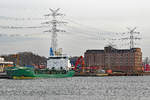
0 0 150 57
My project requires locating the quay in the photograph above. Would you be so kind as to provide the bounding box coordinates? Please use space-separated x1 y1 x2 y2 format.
74 72 150 77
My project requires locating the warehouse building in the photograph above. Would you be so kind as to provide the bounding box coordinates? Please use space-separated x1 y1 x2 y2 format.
84 46 143 73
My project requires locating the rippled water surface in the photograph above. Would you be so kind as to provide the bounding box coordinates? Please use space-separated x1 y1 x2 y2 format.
1 76 150 100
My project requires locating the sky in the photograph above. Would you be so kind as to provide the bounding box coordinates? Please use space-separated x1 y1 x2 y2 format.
0 0 150 57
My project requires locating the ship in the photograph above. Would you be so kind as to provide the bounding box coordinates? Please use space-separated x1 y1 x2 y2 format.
5 66 75 79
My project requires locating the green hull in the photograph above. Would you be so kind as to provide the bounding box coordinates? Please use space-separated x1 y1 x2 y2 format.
35 71 75 78
5 67 75 79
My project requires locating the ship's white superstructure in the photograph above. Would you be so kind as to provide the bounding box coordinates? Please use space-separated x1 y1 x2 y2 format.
47 56 71 70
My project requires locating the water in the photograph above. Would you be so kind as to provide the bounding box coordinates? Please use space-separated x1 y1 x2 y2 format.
0 76 150 100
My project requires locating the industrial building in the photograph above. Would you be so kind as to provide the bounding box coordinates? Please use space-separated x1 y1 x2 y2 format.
84 46 143 73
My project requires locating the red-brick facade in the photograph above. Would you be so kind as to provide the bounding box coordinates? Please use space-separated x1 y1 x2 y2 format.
84 46 142 72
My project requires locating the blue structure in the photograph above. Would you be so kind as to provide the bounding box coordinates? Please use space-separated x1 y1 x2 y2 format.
50 47 54 56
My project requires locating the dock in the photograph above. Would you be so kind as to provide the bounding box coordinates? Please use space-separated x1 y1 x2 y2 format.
74 72 150 77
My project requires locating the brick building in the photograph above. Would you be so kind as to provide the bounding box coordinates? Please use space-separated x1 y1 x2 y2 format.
84 46 143 72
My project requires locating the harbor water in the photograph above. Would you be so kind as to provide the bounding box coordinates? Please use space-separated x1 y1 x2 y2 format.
0 76 150 100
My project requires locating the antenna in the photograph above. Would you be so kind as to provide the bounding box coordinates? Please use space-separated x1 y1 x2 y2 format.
43 8 67 56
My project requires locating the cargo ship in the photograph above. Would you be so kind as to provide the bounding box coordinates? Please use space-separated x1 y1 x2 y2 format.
5 66 75 79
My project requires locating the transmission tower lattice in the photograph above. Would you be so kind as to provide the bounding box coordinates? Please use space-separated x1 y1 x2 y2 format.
43 8 67 56
122 27 141 49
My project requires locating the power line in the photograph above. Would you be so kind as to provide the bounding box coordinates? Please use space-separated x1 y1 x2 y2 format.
64 18 114 33
0 16 46 21
0 25 48 29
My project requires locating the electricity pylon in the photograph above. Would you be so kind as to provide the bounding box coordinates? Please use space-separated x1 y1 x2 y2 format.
43 8 67 56
122 27 141 49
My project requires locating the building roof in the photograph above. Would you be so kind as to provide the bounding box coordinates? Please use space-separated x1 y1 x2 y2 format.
85 46 141 54
85 50 104 54
0 62 13 64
